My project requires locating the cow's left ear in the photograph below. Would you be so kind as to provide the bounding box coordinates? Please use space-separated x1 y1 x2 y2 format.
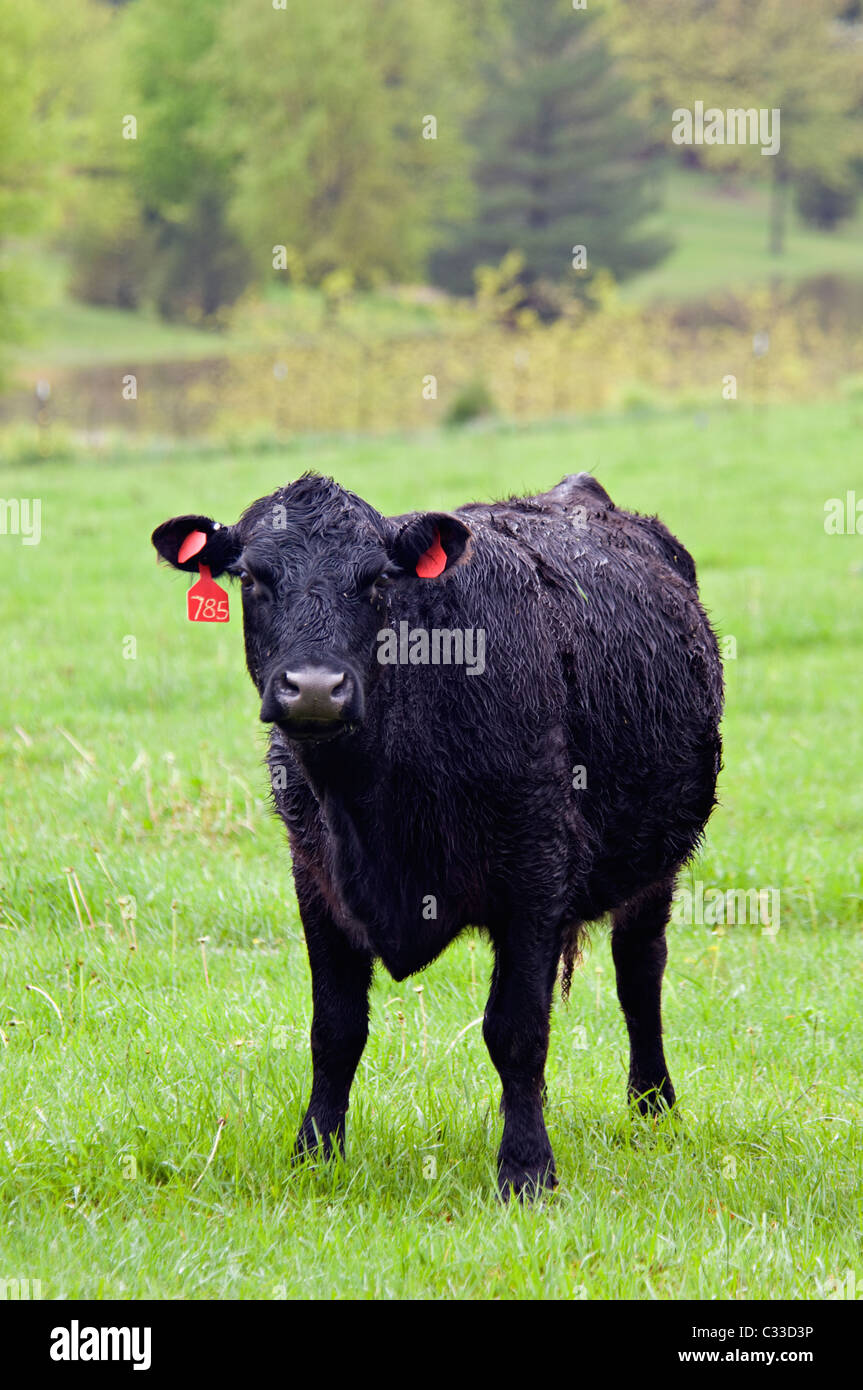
151 514 241 576
391 512 472 578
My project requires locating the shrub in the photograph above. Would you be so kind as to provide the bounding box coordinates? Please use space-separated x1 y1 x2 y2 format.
444 379 497 427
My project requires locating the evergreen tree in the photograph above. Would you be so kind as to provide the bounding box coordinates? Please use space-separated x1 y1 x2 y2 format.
431 0 670 294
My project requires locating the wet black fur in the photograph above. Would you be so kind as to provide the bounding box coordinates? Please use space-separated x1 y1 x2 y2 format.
152 471 723 1197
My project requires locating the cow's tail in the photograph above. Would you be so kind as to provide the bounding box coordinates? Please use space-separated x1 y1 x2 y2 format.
559 921 584 1004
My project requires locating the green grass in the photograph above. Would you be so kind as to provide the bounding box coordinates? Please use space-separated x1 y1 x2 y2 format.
14 284 447 374
12 274 445 375
622 169 863 304
1 401 861 1298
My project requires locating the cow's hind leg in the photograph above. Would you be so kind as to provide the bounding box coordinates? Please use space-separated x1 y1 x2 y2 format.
611 875 677 1115
292 874 373 1161
484 925 561 1200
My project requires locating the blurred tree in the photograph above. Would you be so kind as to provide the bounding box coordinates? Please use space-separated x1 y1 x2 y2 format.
123 0 252 321
62 1 147 310
0 2 56 379
609 0 863 252
67 0 252 322
794 170 858 230
430 0 670 297
210 0 479 288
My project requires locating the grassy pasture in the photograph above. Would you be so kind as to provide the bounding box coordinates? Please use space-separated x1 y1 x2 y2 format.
620 169 863 304
0 401 861 1298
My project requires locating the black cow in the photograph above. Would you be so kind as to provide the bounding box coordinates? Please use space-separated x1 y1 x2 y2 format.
153 472 723 1197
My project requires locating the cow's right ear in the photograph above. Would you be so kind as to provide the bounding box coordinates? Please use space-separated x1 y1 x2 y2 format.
390 512 472 579
151 515 240 576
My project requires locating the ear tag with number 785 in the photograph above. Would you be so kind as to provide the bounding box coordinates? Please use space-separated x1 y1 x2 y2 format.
187 564 229 623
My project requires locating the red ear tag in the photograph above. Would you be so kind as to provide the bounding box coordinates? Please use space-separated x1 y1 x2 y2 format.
187 564 229 623
416 529 447 578
178 529 208 564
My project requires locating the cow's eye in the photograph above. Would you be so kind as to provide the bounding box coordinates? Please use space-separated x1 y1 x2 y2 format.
357 569 392 598
239 569 254 589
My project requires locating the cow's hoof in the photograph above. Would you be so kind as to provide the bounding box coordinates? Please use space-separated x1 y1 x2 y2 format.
497 1155 557 1202
292 1117 344 1163
628 1076 676 1117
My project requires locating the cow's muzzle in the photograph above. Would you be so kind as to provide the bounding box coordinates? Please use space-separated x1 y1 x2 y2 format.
260 664 362 739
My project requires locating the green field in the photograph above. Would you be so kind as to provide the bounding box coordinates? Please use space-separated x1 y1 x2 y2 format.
620 169 863 304
1 401 861 1298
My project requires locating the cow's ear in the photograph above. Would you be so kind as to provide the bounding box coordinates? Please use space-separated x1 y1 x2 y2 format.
151 514 240 576
391 512 472 579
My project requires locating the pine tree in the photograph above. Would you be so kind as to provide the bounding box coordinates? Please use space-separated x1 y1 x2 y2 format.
431 0 670 294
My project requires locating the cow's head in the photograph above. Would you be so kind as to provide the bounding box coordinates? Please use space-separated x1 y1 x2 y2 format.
152 474 471 743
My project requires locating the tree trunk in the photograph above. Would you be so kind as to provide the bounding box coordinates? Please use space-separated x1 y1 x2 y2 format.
769 160 788 256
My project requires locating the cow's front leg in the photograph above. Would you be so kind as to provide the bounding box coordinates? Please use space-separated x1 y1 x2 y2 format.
484 926 560 1200
292 880 373 1162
